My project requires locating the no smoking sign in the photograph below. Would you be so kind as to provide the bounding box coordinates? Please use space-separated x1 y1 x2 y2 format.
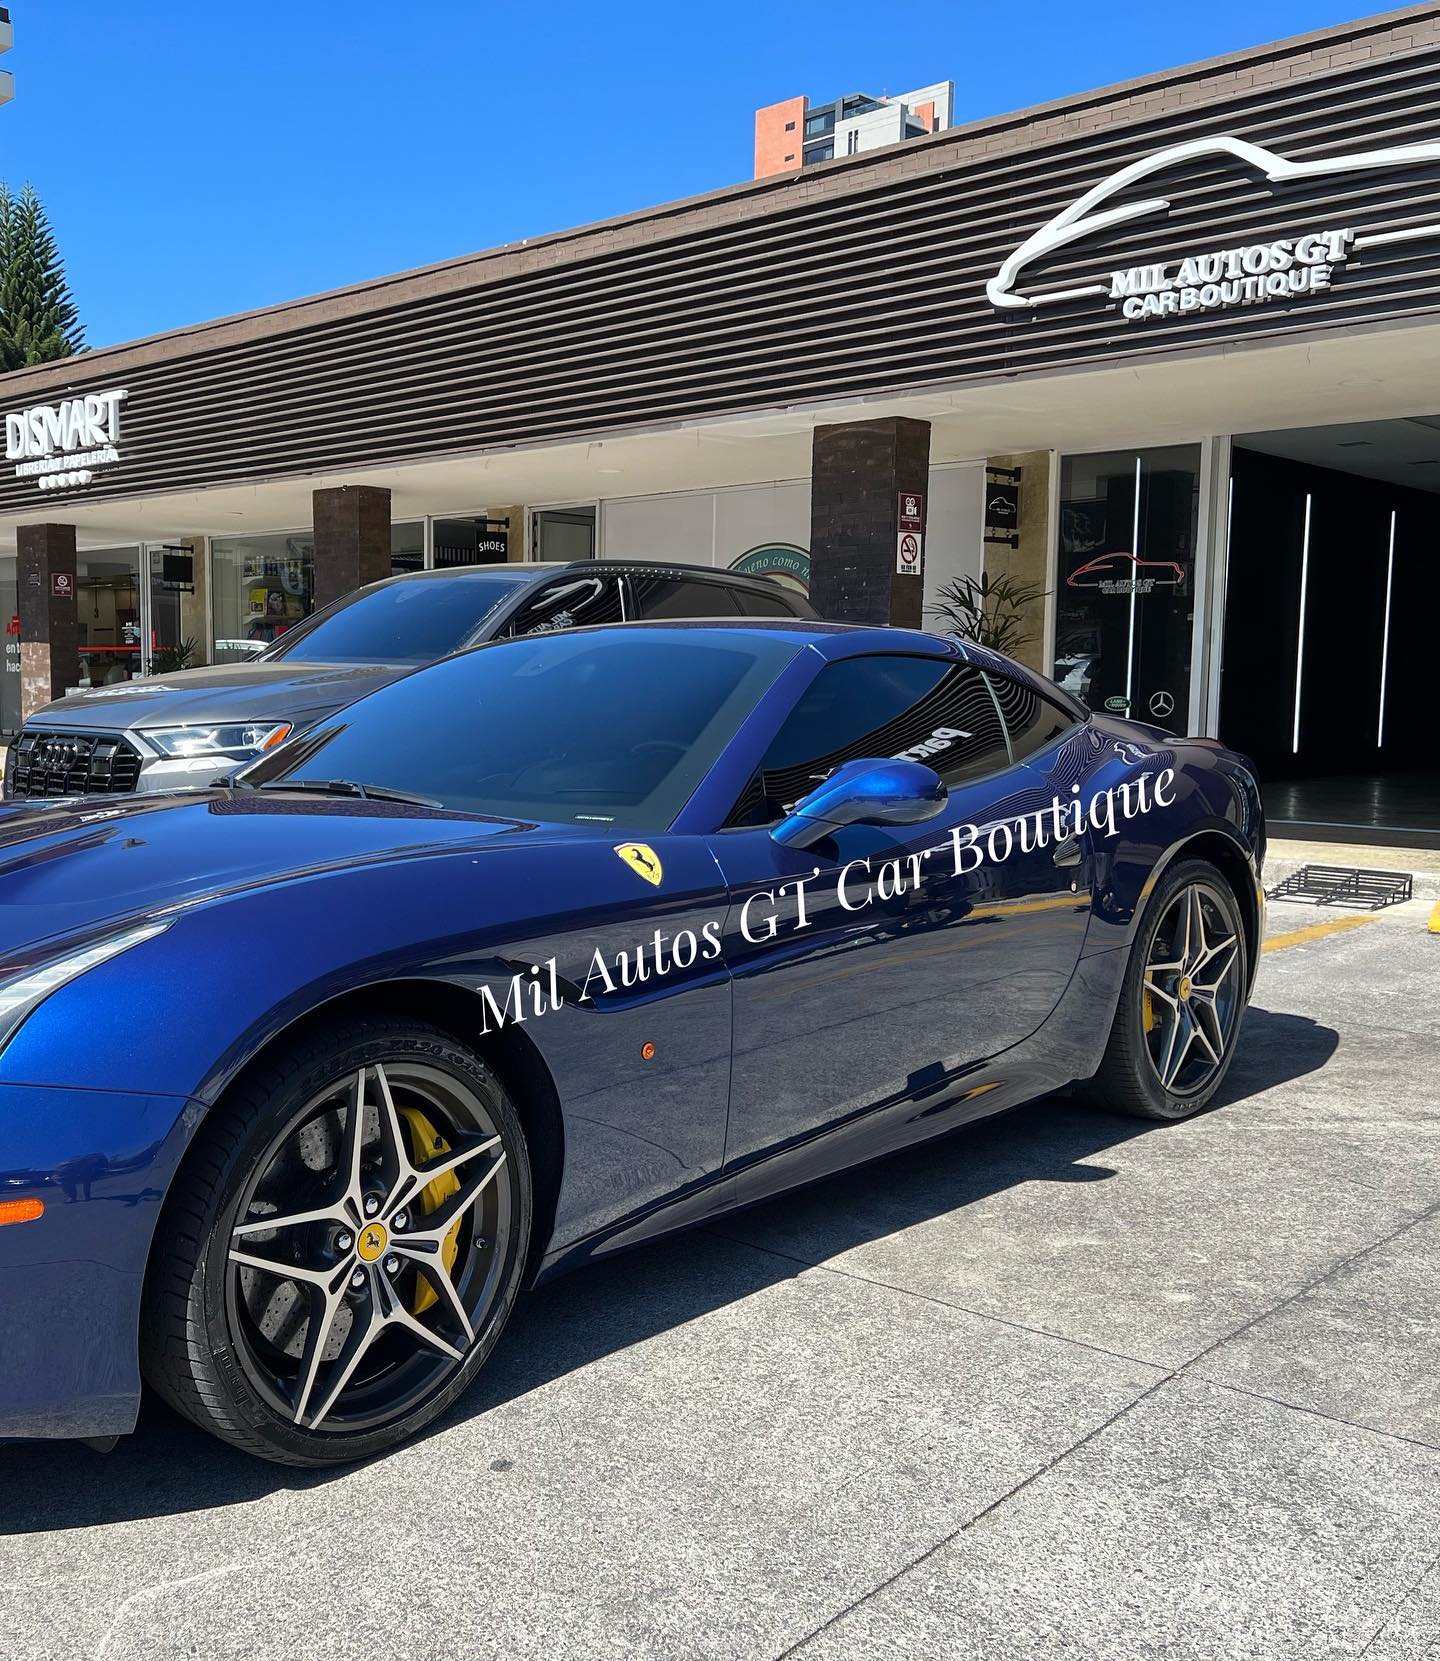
896 531 923 576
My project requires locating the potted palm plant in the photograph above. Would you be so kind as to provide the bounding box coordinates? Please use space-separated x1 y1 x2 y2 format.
927 572 1048 656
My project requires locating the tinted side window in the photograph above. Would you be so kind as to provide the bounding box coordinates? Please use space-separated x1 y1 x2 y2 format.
729 655 1010 824
266 575 518 664
985 672 1077 761
509 575 625 635
630 574 743 618
734 585 800 618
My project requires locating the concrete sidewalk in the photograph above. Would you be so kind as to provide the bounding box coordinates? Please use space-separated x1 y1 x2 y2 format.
0 900 1436 1659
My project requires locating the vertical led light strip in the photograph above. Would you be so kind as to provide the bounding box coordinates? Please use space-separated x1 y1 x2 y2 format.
1124 455 1142 709
1292 493 1313 754
1377 509 1397 748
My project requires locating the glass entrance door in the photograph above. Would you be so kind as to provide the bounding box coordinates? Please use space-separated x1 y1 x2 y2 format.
531 507 596 561
75 547 144 690
144 543 206 674
0 555 18 738
1052 446 1201 733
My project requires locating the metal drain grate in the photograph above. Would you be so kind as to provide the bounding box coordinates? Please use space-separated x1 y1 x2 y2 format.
1266 864 1414 910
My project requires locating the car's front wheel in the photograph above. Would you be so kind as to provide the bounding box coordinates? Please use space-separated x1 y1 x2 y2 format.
142 1016 532 1466
1087 857 1251 1121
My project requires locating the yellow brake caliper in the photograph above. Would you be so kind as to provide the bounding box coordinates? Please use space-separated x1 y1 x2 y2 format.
1143 986 1155 1033
398 1106 464 1315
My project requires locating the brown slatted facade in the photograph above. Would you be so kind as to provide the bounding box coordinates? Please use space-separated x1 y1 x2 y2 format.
3 33 1440 515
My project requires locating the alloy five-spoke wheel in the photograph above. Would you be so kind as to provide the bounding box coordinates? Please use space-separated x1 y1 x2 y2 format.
1141 880 1243 1097
143 1018 532 1466
227 1058 512 1433
1088 857 1250 1121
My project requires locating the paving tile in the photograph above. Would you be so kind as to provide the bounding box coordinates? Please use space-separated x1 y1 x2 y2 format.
719 1055 1440 1370
1257 911 1440 1040
0 1234 1157 1661
1357 1561 1440 1661
1196 1212 1440 1448
791 1377 1440 1661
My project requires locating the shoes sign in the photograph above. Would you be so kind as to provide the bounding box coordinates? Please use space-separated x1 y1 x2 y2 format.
987 134 1440 324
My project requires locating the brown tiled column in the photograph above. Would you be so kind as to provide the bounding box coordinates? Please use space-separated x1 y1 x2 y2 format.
809 418 931 627
16 522 78 719
312 486 391 609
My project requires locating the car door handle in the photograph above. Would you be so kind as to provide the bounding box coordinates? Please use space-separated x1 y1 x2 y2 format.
1052 836 1082 868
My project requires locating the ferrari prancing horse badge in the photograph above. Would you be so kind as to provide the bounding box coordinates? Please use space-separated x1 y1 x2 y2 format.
614 843 663 886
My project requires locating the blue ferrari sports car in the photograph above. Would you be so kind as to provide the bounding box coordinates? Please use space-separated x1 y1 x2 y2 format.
0 620 1264 1465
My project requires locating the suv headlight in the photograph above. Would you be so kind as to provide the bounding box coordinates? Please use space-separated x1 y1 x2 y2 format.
141 722 292 760
0 921 173 1050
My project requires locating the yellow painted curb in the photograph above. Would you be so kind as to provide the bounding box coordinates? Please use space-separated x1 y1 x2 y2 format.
1262 913 1377 955
1429 902 1440 937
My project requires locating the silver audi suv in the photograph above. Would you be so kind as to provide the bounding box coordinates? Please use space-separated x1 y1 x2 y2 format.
4 561 814 799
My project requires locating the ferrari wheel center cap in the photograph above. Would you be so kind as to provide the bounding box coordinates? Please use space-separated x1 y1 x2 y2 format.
1178 975 1193 1002
356 1221 389 1263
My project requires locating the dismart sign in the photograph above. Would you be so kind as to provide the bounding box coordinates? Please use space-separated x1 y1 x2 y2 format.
5 388 128 491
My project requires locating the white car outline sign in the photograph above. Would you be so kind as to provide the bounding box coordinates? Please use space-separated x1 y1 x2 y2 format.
987 133 1440 311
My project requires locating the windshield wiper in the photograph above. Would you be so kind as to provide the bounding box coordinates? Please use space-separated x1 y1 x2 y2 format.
256 778 444 808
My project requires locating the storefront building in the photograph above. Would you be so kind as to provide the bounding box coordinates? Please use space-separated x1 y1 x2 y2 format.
2 5 1439 842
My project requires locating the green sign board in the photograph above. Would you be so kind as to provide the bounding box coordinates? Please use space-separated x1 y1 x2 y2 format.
728 544 811 596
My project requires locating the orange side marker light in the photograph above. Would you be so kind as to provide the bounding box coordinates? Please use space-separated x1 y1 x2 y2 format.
641 1042 656 1061
0 1197 44 1227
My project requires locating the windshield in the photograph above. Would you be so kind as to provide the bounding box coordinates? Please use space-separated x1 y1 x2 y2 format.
240 629 801 830
261 575 522 665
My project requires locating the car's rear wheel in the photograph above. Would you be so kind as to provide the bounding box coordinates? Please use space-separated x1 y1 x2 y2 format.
1087 857 1250 1121
142 1016 531 1466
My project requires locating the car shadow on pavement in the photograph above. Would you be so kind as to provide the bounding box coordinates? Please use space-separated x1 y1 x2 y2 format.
0 1004 1334 1534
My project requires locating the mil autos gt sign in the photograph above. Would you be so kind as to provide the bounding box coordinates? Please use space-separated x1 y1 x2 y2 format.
987 134 1440 323
4 387 128 491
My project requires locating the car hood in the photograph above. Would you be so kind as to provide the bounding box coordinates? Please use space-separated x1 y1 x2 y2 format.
28 661 405 733
0 790 585 956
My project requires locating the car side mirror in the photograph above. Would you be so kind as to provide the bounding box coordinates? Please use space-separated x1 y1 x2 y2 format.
770 758 947 850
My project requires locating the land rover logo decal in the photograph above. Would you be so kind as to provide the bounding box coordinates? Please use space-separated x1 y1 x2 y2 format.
987 134 1440 322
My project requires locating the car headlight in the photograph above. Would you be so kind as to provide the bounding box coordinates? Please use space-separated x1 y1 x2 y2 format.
141 722 293 759
0 921 173 1049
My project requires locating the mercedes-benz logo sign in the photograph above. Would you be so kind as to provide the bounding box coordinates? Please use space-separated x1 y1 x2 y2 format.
1149 690 1176 720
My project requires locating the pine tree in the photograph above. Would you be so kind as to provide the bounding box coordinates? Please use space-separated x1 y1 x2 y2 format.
0 182 85 370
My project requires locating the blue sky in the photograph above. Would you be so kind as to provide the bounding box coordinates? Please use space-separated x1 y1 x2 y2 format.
5 0 1376 348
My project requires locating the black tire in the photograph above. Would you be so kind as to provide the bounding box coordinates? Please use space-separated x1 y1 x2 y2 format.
141 1016 532 1467
1086 857 1250 1121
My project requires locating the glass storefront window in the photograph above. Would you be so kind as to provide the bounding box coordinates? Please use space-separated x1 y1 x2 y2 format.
391 520 424 574
74 548 143 691
1053 446 1200 731
211 532 315 665
0 555 17 737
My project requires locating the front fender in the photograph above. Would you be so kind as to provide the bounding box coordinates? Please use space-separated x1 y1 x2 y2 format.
0 1084 199 1439
0 838 736 1266
1077 732 1263 965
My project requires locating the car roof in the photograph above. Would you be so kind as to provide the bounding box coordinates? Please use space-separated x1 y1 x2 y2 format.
483 616 963 656
476 618 1087 719
352 559 805 594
